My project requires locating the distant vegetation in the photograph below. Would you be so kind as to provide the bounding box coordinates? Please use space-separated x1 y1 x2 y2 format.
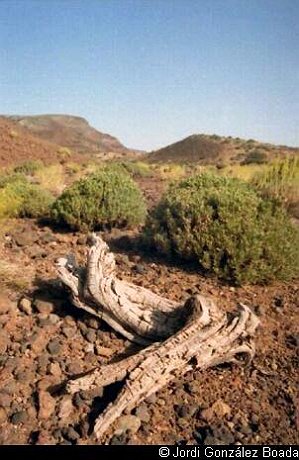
51 165 146 230
0 173 54 219
144 173 299 284
251 156 299 217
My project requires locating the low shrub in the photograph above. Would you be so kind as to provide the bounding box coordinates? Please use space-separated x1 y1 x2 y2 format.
51 166 147 230
0 174 54 219
14 160 43 175
251 156 299 216
121 161 153 178
34 164 65 194
242 149 268 165
144 173 299 284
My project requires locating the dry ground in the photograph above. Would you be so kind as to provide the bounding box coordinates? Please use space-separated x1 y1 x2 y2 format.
0 176 298 445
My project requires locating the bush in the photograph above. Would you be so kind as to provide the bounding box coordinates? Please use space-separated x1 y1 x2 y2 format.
242 149 268 165
14 160 43 175
0 174 54 219
121 161 152 178
144 173 299 284
251 156 299 216
51 166 147 230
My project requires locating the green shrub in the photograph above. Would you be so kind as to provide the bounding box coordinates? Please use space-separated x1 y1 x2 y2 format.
14 160 44 175
0 172 27 189
144 173 299 284
242 149 268 165
251 156 299 216
0 174 54 219
121 161 152 178
51 166 147 230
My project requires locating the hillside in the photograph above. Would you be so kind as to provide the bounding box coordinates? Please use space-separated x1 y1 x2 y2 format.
148 133 299 165
8 114 138 158
0 117 69 168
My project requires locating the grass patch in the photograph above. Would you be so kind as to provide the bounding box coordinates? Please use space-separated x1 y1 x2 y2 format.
34 163 65 194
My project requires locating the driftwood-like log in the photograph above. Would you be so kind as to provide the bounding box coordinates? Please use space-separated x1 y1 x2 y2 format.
57 234 260 441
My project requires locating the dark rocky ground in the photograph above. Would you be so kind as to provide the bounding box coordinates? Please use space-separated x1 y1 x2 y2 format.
0 177 298 445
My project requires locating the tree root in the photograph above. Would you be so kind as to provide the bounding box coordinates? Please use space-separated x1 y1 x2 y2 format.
57 234 260 442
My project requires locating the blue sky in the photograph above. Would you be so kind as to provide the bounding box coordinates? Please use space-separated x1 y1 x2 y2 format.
0 0 298 150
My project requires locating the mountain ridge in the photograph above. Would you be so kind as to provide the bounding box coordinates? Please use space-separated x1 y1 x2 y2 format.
6 114 139 157
148 133 299 165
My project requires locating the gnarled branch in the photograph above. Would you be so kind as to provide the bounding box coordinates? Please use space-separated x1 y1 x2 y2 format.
57 234 259 442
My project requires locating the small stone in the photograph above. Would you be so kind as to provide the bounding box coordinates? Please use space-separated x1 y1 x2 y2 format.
62 326 76 339
63 426 80 442
134 264 146 275
38 390 56 420
0 331 9 354
37 354 49 370
78 322 88 335
0 407 7 423
35 431 56 445
64 316 76 327
0 392 12 408
40 232 57 244
85 344 94 354
47 339 62 355
73 393 86 408
85 318 99 329
38 317 52 327
48 314 60 324
114 415 141 435
176 404 198 419
85 329 97 343
177 417 188 429
110 434 127 445
95 345 113 357
67 362 83 375
34 299 54 315
239 423 252 435
14 369 33 383
251 414 259 425
18 297 32 315
48 362 62 377
58 396 74 419
135 404 151 423
14 233 38 247
201 399 232 422
11 410 28 424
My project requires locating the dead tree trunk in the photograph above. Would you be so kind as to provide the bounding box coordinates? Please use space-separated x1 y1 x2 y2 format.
57 234 259 442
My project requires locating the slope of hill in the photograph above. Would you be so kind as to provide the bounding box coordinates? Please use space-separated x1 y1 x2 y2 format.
148 134 299 165
0 117 69 168
8 114 136 157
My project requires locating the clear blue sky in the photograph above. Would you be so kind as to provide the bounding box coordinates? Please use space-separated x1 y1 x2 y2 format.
0 0 298 150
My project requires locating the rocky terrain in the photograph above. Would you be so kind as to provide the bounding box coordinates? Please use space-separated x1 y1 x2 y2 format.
0 117 70 169
148 133 299 165
7 114 140 158
0 176 298 445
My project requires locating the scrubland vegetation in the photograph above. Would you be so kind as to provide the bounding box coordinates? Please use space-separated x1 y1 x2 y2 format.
0 155 298 285
144 173 298 284
51 165 147 230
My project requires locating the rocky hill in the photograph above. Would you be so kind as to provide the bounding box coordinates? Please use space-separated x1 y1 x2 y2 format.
7 114 138 158
0 117 68 168
148 133 299 165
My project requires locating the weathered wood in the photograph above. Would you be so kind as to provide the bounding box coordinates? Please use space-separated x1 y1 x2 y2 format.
57 233 259 442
